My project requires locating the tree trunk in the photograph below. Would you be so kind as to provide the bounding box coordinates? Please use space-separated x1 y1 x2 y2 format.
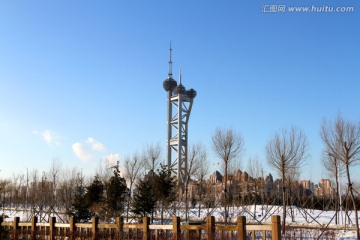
290 205 295 222
161 204 164 224
198 183 202 218
185 181 189 222
281 155 286 235
282 178 286 235
253 182 257 220
126 184 132 222
224 161 228 223
335 165 339 225
345 163 359 238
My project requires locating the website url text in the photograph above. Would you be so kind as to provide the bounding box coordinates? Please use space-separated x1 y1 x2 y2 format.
262 5 355 13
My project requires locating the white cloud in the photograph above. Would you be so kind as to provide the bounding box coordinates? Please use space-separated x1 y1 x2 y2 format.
72 142 92 162
33 130 61 146
72 137 107 162
42 130 54 145
103 154 127 178
103 154 120 166
86 137 106 152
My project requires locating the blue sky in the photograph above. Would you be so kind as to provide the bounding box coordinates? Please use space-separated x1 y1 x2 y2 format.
0 0 359 183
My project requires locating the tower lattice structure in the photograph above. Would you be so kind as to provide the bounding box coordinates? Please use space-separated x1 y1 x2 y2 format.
163 46 196 185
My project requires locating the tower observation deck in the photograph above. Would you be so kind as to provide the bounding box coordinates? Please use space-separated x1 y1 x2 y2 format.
163 46 196 185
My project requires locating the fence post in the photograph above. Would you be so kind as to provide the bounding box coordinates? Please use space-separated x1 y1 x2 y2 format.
172 217 181 240
13 217 20 239
143 216 150 240
49 217 56 240
206 216 215 240
31 216 38 240
185 226 190 240
116 216 124 240
13 217 19 239
69 216 75 240
237 216 246 240
92 216 99 240
195 227 201 240
0 216 3 237
262 230 266 240
271 215 281 240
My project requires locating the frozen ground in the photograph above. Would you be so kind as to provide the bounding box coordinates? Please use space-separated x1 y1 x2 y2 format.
1 205 359 239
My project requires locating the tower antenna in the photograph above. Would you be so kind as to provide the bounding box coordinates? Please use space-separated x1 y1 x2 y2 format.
163 48 197 185
168 42 173 77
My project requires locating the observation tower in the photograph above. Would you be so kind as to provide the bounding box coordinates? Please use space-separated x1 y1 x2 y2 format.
163 46 196 185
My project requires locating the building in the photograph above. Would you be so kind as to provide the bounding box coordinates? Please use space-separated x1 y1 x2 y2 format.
209 171 222 184
315 179 334 197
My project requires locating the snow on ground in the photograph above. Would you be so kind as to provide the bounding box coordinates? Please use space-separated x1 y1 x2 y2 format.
169 205 360 239
1 205 359 239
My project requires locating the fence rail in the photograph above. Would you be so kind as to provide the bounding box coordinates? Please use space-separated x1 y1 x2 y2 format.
0 215 281 240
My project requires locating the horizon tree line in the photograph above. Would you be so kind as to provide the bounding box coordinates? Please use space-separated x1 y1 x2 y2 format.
0 113 360 234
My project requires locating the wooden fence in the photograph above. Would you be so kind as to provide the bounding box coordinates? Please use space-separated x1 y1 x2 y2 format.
0 215 281 240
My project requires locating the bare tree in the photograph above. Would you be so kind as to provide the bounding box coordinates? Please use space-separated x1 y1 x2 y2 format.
10 173 24 209
184 143 207 221
321 150 345 224
143 143 161 176
47 158 63 218
320 114 360 237
247 155 264 218
28 169 39 218
0 178 10 212
193 147 209 218
266 127 308 234
142 143 161 222
287 167 300 223
247 156 263 180
124 153 143 221
57 167 79 221
227 159 242 218
212 127 244 223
